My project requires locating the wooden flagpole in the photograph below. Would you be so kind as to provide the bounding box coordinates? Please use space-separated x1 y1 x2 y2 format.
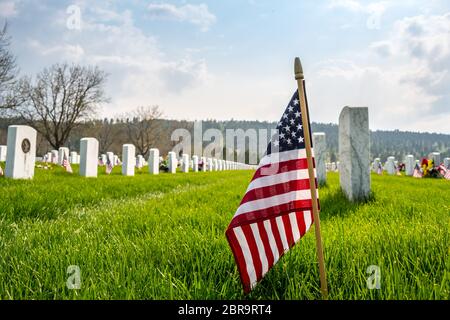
294 57 328 299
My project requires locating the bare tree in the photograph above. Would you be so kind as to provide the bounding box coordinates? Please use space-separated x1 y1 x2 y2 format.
125 106 163 157
0 23 18 110
14 63 108 149
92 118 116 154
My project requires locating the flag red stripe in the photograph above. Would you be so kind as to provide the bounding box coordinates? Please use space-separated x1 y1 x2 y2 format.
252 158 313 180
257 222 274 269
296 211 307 237
270 217 285 259
229 199 316 229
225 229 251 293
282 215 295 248
241 224 263 283
240 178 313 206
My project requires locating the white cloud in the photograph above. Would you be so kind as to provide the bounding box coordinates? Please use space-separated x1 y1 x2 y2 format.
308 12 450 133
24 3 212 117
0 1 18 17
327 0 389 29
147 3 216 32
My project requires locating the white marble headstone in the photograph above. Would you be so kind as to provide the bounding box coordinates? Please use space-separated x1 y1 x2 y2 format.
192 155 199 172
385 157 395 175
181 154 189 173
79 138 99 177
122 144 135 176
0 145 7 162
168 152 177 173
148 148 160 175
313 132 327 185
58 147 69 165
5 125 37 179
338 107 370 201
405 155 415 176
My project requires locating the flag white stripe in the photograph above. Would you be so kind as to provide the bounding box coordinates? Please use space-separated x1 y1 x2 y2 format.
259 149 312 166
250 223 269 276
233 227 257 286
304 210 312 232
235 189 313 216
289 212 301 243
246 169 310 193
263 220 279 264
276 216 289 252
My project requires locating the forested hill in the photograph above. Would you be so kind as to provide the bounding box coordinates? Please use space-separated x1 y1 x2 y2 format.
200 120 450 161
1 117 449 161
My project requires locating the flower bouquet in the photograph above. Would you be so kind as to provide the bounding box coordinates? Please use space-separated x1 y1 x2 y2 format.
421 158 441 178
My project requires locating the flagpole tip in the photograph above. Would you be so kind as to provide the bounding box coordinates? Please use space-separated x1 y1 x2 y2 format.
294 57 304 80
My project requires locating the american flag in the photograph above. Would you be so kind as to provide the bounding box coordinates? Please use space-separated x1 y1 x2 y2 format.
62 152 73 173
226 90 319 293
413 163 422 178
106 155 113 174
377 162 382 175
438 164 450 180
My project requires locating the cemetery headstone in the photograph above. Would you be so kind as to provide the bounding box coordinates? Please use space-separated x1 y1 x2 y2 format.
58 147 69 165
385 156 395 175
192 155 199 172
168 152 177 173
79 138 99 178
312 132 327 185
182 154 189 173
5 125 37 179
122 144 136 176
148 148 160 175
338 107 370 201
405 155 415 176
0 145 7 161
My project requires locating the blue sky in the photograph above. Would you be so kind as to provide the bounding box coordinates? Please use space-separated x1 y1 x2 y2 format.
1 0 450 133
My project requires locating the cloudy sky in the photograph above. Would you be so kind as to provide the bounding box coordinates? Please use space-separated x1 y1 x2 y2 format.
1 0 450 133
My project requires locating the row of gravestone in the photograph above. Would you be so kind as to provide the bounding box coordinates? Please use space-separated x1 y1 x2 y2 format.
372 153 450 175
0 125 257 179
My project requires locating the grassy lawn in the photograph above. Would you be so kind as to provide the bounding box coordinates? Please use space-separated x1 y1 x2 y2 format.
0 163 449 299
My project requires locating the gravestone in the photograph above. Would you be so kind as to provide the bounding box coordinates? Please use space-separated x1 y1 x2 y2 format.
201 157 207 172
122 144 135 176
107 152 114 167
70 151 78 164
429 152 441 165
58 147 69 165
79 138 99 178
338 107 370 201
182 154 189 173
405 155 415 176
207 158 213 172
385 157 395 175
168 152 177 173
192 155 199 172
101 154 107 165
372 158 380 172
148 148 159 175
51 150 58 164
0 145 7 161
331 162 336 171
5 125 37 179
46 152 52 163
136 155 144 168
312 132 327 185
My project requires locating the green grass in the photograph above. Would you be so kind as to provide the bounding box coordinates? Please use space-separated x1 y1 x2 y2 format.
0 163 449 299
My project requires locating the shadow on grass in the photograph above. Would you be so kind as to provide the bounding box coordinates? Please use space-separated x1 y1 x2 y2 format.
319 187 376 221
